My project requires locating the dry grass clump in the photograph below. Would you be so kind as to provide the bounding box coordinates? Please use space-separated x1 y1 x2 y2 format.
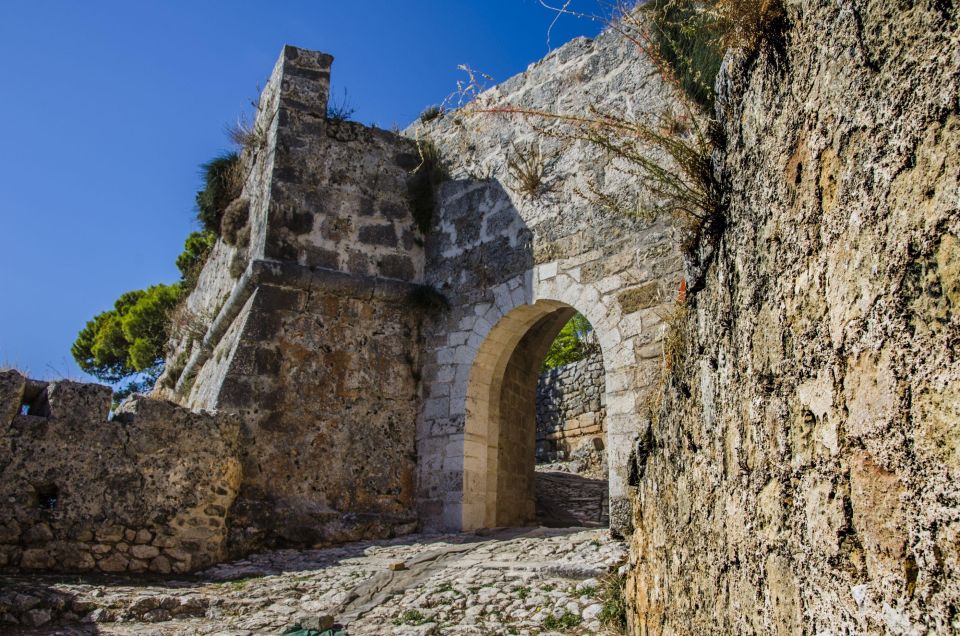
326 88 355 123
713 0 785 50
597 567 629 633
226 116 267 154
484 104 720 232
506 142 546 199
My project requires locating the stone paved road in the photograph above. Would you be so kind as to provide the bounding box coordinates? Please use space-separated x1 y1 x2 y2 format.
2 527 627 635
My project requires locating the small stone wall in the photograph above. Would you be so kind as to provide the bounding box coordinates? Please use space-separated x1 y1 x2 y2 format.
0 371 241 574
535 350 606 462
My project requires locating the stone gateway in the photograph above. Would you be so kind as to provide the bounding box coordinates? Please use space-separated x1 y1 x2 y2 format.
1 2 957 634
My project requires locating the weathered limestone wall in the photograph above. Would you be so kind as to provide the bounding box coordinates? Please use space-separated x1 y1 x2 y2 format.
211 267 423 553
0 371 241 574
627 2 960 633
158 46 430 553
536 349 606 462
411 26 684 535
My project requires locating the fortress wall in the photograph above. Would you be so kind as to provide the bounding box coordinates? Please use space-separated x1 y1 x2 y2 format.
211 266 424 554
410 25 685 534
0 371 241 574
535 348 606 462
154 46 431 553
627 2 960 633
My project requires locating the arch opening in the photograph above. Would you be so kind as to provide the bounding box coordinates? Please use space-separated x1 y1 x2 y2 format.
463 300 609 530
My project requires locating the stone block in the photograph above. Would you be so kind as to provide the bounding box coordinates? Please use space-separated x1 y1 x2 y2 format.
130 545 160 560
20 548 55 570
97 553 129 573
149 555 172 574
0 370 26 424
850 453 907 582
42 381 112 421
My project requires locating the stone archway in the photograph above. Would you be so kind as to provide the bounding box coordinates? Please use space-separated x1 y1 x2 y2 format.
415 244 681 537
462 300 579 529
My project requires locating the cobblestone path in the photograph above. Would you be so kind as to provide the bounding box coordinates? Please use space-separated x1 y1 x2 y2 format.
3 527 627 635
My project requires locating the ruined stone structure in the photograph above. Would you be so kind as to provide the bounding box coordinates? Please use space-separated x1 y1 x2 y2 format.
154 47 428 554
0 371 240 574
150 30 681 545
2 1 958 633
535 349 607 462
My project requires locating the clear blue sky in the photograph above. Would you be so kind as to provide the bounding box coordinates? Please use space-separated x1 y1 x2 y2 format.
0 1 604 381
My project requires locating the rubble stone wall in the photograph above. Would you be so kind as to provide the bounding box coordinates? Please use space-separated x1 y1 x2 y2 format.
536 348 606 462
627 2 960 634
210 267 423 554
0 371 241 574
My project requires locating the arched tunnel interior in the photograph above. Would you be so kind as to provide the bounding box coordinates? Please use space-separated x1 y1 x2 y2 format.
464 301 609 530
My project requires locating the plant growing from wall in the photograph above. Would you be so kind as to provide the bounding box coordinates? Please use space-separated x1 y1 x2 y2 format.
506 141 547 199
482 0 785 253
419 105 443 123
326 88 355 122
226 115 268 154
408 137 450 234
196 152 243 235
176 230 216 287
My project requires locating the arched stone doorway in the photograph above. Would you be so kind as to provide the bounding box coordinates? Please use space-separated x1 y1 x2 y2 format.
462 300 585 529
413 181 685 538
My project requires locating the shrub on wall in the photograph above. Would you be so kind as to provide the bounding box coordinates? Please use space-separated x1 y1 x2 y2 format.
196 152 243 235
176 230 216 285
641 0 785 110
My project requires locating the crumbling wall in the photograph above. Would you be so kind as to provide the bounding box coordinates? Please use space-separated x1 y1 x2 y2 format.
536 349 606 462
627 1 960 633
0 371 240 574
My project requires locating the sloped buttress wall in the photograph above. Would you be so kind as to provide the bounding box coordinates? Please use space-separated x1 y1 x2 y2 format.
627 2 959 634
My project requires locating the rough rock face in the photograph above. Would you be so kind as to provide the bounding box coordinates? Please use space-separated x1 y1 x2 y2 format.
0 371 241 574
627 1 959 633
536 348 607 462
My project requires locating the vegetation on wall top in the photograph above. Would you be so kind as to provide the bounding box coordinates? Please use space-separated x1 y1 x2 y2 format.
196 153 243 235
73 142 243 399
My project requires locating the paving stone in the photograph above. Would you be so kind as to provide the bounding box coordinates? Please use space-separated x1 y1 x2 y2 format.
0 528 625 634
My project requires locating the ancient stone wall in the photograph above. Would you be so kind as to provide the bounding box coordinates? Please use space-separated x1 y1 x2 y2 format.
0 371 241 574
627 2 960 634
535 348 606 462
410 26 684 535
156 46 430 554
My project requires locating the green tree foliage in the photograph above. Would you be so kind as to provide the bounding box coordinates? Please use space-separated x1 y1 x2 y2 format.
72 152 236 401
196 152 241 234
176 230 215 284
542 313 596 371
71 284 182 384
